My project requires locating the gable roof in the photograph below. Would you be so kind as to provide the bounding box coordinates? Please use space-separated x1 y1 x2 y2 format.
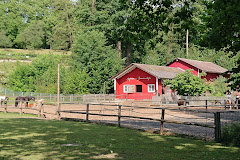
167 58 228 74
110 63 184 80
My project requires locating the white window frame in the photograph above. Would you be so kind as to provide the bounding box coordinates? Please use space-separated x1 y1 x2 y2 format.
148 84 155 92
123 85 128 93
123 85 135 93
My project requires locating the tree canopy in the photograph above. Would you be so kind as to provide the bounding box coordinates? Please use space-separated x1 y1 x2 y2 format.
2 0 240 94
164 70 212 96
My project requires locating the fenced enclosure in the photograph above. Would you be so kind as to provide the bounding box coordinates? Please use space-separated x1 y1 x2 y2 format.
0 94 239 142
0 87 115 104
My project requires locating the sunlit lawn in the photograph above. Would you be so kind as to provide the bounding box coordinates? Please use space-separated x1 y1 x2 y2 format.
0 48 71 56
0 112 239 160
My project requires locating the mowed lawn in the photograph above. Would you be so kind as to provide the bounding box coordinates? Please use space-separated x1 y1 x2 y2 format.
0 113 239 160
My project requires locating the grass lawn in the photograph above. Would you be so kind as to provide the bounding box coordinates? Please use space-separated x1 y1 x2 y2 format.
0 112 239 160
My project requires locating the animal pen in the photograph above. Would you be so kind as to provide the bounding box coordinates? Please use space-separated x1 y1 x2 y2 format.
0 95 240 142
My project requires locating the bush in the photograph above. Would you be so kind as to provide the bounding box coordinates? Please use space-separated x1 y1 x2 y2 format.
221 122 240 147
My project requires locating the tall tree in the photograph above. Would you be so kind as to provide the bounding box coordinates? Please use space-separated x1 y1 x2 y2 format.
50 0 74 50
0 31 12 48
72 30 124 93
15 21 44 49
202 0 240 52
200 0 240 90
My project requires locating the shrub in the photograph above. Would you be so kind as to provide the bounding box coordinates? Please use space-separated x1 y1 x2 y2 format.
221 122 240 147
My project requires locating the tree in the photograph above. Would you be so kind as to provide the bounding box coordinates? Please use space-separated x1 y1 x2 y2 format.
7 54 66 93
63 68 90 94
8 63 36 92
202 0 240 53
211 76 229 96
201 0 240 91
49 0 74 50
32 55 65 93
0 31 12 48
164 70 212 96
72 30 124 93
15 21 44 49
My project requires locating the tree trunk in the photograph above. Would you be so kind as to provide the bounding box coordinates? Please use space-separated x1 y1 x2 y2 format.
117 41 122 58
167 29 171 55
126 44 132 66
65 1 72 49
91 0 95 26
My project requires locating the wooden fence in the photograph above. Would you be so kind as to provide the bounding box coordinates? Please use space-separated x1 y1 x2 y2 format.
59 103 233 142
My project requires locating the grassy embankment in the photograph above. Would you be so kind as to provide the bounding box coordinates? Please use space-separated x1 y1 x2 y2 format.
0 48 71 60
0 112 239 160
0 48 71 88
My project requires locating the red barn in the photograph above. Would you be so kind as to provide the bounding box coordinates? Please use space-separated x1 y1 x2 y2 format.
111 58 229 100
111 63 183 100
167 58 228 81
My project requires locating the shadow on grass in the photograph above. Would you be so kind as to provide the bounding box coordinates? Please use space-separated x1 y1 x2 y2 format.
0 113 239 160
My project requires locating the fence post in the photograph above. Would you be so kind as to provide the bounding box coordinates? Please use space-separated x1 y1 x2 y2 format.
214 112 221 142
57 103 61 120
19 102 23 115
54 96 56 105
118 105 122 127
237 99 239 110
86 104 89 121
83 95 86 104
4 103 7 113
160 108 165 135
205 100 208 110
38 102 41 118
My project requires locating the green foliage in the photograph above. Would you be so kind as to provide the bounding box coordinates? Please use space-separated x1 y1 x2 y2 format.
8 63 36 92
227 53 240 91
0 31 12 48
164 70 212 96
2 0 240 95
211 76 229 96
15 22 44 49
72 30 124 94
202 0 240 53
7 55 65 93
63 68 90 94
222 122 240 147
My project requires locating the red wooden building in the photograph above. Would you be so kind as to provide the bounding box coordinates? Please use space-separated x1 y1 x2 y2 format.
167 58 228 81
111 63 183 100
111 58 228 100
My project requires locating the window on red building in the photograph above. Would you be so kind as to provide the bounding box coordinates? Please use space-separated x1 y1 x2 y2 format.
136 85 142 92
123 85 135 93
148 84 155 92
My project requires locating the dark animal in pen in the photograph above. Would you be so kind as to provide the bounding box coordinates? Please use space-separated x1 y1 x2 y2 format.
0 96 9 105
177 99 189 106
15 96 35 107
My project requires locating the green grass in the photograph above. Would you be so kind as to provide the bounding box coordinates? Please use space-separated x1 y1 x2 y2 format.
0 48 71 56
0 48 71 62
0 112 239 160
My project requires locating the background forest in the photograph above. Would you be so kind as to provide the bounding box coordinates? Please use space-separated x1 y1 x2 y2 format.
0 0 239 95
